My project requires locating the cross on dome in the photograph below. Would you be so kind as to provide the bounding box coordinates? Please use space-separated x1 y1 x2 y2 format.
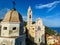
12 1 16 10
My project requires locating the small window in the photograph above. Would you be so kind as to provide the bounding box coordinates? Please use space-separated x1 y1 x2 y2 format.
3 27 7 30
29 15 31 18
2 44 5 45
0 27 1 30
33 28 34 30
13 27 16 30
38 26 41 30
39 38 40 42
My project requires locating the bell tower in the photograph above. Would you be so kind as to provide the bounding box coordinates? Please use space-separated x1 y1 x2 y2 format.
27 6 32 29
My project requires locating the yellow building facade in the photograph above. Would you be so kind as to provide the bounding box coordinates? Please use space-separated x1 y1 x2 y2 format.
27 6 45 45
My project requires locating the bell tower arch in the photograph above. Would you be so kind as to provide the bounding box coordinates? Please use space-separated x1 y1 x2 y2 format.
27 6 32 29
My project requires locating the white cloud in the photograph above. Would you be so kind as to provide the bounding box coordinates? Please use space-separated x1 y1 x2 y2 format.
47 5 56 12
35 1 60 12
36 1 60 9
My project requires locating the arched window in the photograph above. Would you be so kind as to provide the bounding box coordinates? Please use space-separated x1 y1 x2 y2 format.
38 26 41 30
0 25 1 30
2 44 5 45
3 27 7 30
39 38 40 42
29 15 31 18
12 27 16 30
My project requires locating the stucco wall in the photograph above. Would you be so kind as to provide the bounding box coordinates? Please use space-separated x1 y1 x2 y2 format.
0 37 15 45
1 22 20 37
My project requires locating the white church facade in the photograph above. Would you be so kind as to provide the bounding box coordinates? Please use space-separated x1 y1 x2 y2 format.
27 6 45 45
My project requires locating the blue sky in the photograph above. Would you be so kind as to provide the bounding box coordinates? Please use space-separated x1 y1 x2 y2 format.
0 0 60 27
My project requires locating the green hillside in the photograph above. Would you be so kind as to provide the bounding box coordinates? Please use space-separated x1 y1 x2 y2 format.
45 26 56 35
45 26 60 36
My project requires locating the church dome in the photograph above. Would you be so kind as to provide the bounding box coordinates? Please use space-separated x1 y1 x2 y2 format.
2 9 23 22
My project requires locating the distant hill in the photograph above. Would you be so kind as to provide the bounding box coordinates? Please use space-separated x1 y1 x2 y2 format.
50 27 60 34
45 26 56 35
45 26 60 36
